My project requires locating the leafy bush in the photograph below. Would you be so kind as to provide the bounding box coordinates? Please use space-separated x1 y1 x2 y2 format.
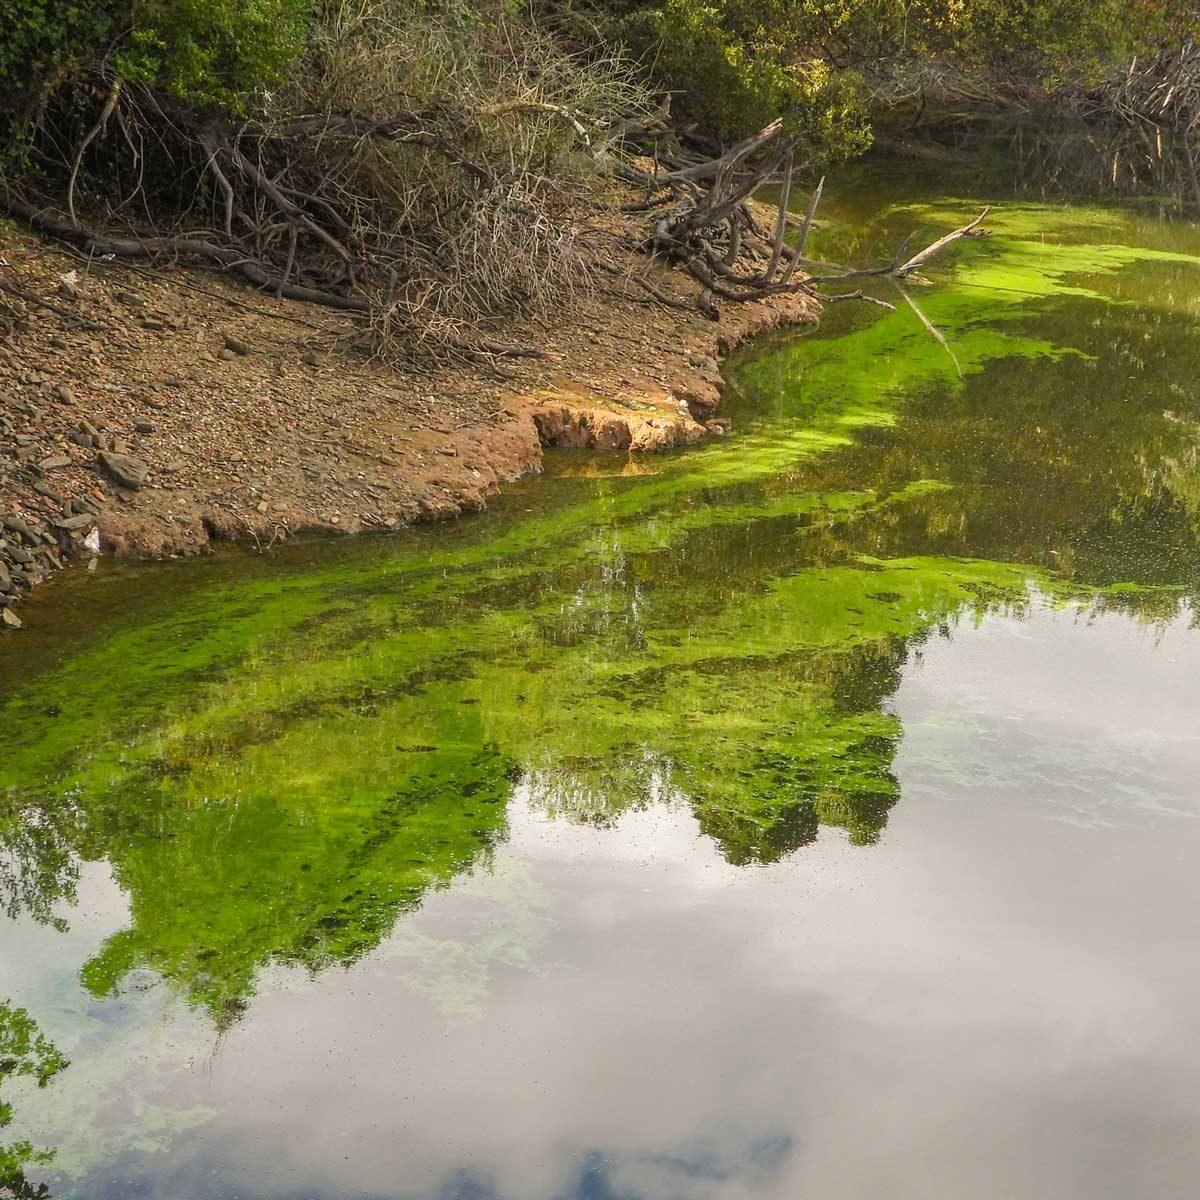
555 0 1200 148
0 0 312 147
119 0 314 113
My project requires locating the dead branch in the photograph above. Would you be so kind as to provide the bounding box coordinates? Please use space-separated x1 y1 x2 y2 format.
893 208 989 278
1 194 369 311
68 78 123 226
0 278 110 330
815 289 896 310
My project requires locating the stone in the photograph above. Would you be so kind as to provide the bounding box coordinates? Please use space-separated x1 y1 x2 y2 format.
54 384 75 404
68 429 97 448
114 290 145 307
218 348 237 362
0 516 31 538
97 451 150 490
38 455 72 472
223 335 256 356
134 421 155 434
301 351 323 367
53 513 96 531
1 607 21 629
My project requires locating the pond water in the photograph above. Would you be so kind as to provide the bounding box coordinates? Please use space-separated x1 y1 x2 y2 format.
3 167 1200 1198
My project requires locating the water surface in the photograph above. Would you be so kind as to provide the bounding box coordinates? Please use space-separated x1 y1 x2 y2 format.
2 171 1200 1198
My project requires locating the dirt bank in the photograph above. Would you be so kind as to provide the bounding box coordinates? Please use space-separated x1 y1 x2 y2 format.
0 222 817 626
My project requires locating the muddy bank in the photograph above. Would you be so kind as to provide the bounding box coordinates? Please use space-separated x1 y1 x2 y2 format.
0 226 817 625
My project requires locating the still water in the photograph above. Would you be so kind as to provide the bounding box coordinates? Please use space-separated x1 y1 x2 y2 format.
3 169 1200 1197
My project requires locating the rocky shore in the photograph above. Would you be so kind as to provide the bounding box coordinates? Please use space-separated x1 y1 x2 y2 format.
0 222 817 628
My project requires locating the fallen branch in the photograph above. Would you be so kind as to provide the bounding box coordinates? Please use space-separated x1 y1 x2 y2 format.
893 208 989 278
1 194 369 312
0 279 110 330
815 288 896 310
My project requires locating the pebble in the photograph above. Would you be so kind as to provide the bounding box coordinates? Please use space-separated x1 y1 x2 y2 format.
134 421 155 434
98 450 150 490
1 608 21 629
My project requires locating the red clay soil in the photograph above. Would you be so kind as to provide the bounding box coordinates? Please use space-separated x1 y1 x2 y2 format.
0 220 817 626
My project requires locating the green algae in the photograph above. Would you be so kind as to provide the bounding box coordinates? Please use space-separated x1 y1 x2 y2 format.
3 184 1200 1035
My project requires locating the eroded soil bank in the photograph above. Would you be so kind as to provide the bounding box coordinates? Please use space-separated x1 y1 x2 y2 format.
0 228 817 624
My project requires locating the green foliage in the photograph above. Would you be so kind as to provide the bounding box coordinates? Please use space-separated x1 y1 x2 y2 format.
0 0 311 142
582 0 875 150
557 0 1200 144
118 0 313 113
0 0 111 131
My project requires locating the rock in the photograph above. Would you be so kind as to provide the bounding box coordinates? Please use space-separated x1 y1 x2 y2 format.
97 450 150 490
301 351 323 367
223 335 256 356
54 513 96 531
0 517 32 539
54 384 75 404
114 290 145 307
68 429 97 448
218 348 237 362
37 455 72 472
134 421 155 434
1 608 21 629
139 317 166 331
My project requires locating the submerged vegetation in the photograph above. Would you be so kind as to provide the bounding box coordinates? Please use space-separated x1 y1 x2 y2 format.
4 192 1200 1036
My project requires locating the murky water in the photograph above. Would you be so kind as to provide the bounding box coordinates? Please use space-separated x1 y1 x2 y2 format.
3 169 1200 1198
